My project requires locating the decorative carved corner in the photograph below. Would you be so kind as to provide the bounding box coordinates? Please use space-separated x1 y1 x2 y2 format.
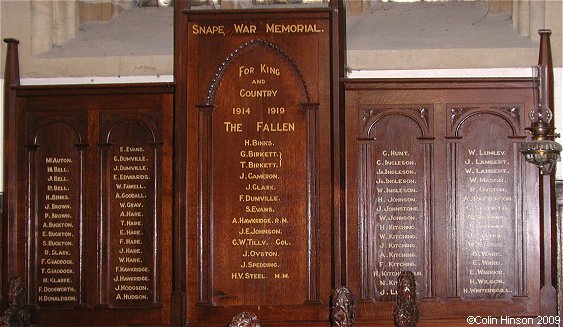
393 271 419 327
449 107 472 132
330 286 356 327
360 107 377 127
229 312 261 327
491 105 522 126
402 106 429 128
360 105 431 139
0 277 30 327
449 105 523 136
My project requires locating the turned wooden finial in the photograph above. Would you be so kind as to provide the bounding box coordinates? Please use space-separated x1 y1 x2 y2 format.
330 286 356 327
393 271 419 327
229 312 260 327
0 277 30 327
3 38 20 86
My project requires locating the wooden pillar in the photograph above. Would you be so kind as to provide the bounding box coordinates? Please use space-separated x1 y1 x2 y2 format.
2 37 20 310
536 29 557 316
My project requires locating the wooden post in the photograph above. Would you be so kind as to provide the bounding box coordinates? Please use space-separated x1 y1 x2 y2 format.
537 29 558 316
2 38 20 310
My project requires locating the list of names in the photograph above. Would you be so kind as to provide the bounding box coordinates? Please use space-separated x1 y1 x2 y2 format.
111 145 152 303
38 156 78 303
373 149 424 299
460 147 513 298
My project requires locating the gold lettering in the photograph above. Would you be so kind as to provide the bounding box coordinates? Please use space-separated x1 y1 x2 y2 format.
191 24 225 35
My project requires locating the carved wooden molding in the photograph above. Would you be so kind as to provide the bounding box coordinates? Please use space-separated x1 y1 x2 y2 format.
330 286 356 327
448 104 524 137
359 105 431 140
205 38 311 105
196 104 214 305
0 277 30 327
229 312 261 327
393 271 419 327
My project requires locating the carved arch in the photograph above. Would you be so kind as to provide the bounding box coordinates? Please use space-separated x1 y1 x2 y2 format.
104 118 157 144
32 120 83 145
451 106 523 137
360 107 430 139
205 38 311 105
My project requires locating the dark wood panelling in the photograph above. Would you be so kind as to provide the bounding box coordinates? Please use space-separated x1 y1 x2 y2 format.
2 14 556 327
6 84 174 325
356 105 434 301
344 79 540 324
446 104 527 300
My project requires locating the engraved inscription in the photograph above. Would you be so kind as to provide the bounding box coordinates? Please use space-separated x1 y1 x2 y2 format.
455 114 517 299
211 46 308 305
373 148 424 299
365 113 429 301
459 147 514 298
107 122 156 306
39 156 78 303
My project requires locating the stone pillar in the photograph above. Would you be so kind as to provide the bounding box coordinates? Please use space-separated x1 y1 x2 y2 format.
30 0 53 54
513 0 550 42
79 0 127 24
512 0 519 30
347 0 364 16
487 0 511 14
518 0 530 38
53 1 79 47
529 0 545 42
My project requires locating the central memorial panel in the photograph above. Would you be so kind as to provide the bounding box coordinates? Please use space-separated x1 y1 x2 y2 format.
211 43 310 306
184 9 333 323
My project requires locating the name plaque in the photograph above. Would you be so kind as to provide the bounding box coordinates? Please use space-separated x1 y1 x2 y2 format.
105 118 158 307
356 106 432 301
345 82 538 322
211 50 309 305
449 106 525 299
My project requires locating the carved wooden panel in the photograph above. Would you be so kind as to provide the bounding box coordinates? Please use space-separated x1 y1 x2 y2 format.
345 80 539 323
446 104 527 300
184 9 333 324
356 105 433 301
99 112 163 307
25 113 88 308
8 85 173 325
200 43 318 306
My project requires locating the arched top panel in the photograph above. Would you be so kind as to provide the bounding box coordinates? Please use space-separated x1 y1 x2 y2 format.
450 105 524 137
360 106 430 140
205 38 311 105
105 118 157 145
33 120 83 146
